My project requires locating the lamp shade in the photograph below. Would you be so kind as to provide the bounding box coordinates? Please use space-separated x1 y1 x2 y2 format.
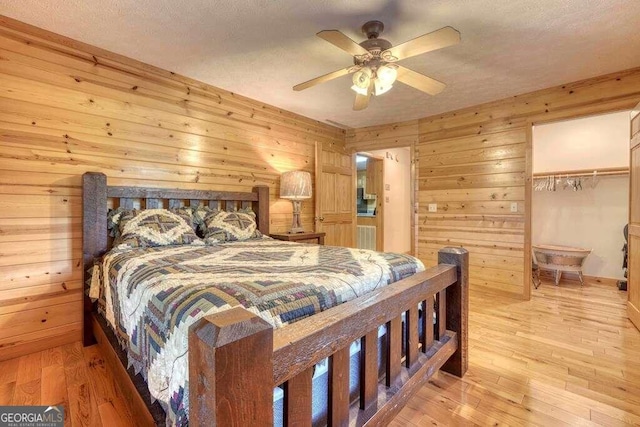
280 171 312 200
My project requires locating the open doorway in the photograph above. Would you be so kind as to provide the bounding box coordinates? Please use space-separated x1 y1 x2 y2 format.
531 111 630 292
356 148 412 254
356 153 383 251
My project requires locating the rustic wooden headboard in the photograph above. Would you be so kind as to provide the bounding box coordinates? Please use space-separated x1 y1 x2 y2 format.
81 171 270 345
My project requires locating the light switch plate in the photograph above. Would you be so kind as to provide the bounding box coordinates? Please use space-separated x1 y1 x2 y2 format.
510 202 518 212
428 203 437 212
385 196 390 203
385 184 390 191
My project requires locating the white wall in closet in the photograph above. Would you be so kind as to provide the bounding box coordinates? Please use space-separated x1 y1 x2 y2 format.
533 111 630 280
534 111 629 172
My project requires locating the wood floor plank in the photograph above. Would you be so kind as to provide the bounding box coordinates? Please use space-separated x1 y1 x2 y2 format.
41 364 67 405
68 382 102 427
520 395 599 426
0 357 19 384
590 409 637 427
82 346 134 423
0 381 15 405
16 351 41 385
41 346 64 368
97 398 130 427
61 341 84 368
453 403 508 427
12 378 40 405
82 345 121 406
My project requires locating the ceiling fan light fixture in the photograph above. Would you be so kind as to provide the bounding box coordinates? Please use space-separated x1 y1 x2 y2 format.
351 84 369 95
352 66 372 89
374 79 393 96
293 22 460 111
377 64 398 86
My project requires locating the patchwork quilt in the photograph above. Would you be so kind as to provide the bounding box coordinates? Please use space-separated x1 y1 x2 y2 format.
98 238 424 426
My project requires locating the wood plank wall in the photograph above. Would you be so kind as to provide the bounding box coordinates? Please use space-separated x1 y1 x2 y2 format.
0 16 344 361
347 67 640 299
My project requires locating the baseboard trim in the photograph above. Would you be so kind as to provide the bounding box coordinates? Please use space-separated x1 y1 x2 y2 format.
537 270 620 286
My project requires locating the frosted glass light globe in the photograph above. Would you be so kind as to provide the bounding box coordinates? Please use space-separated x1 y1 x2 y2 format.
351 85 369 95
352 67 372 89
377 65 398 86
374 79 392 96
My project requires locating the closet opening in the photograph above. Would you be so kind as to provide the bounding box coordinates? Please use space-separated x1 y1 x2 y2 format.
531 111 631 294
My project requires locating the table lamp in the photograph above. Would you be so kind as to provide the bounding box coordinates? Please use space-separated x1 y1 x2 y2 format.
280 170 312 233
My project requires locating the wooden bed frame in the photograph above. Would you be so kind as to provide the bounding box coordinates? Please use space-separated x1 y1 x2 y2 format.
82 171 469 427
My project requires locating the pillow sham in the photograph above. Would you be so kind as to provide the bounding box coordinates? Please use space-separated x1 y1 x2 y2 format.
107 207 128 238
202 209 262 243
190 205 213 235
113 208 202 249
109 207 197 236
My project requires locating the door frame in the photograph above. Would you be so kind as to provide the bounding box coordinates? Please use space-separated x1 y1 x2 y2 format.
524 106 638 300
356 152 385 251
353 147 416 255
628 106 640 329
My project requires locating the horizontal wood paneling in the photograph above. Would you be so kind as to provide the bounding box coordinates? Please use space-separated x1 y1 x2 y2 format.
0 15 344 360
345 120 419 151
347 66 640 299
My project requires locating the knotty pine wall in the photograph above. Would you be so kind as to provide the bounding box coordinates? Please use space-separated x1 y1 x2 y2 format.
0 16 344 360
347 67 640 299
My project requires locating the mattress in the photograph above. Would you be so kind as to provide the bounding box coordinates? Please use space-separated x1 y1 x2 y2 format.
94 237 424 426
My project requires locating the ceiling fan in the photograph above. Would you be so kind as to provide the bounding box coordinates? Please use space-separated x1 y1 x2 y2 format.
293 21 460 111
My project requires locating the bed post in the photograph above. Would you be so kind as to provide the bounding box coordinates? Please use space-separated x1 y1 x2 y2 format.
82 172 108 346
252 185 270 235
438 247 469 377
189 307 274 427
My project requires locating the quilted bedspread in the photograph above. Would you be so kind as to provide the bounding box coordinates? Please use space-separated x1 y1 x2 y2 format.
99 238 424 426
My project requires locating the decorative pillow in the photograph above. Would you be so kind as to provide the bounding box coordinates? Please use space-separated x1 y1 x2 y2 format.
107 207 129 238
113 209 202 249
190 205 215 235
108 207 196 237
202 209 262 243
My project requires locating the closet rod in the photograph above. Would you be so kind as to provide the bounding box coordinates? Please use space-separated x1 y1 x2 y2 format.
533 167 629 179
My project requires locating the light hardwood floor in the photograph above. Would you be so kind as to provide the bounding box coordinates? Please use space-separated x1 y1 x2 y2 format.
391 278 640 426
0 278 638 426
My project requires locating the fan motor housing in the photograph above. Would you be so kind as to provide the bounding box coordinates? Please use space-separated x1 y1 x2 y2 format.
361 20 385 39
359 38 392 54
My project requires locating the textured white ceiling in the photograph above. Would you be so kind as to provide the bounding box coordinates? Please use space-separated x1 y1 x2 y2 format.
2 0 640 128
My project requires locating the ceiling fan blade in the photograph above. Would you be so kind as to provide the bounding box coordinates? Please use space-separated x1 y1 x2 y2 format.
317 30 370 57
293 67 353 91
353 93 370 111
382 26 460 61
353 83 372 111
395 65 446 95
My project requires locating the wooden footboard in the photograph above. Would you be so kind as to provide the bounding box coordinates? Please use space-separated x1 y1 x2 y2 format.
189 247 468 427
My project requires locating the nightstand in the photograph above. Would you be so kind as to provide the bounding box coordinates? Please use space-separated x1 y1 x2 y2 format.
270 231 326 245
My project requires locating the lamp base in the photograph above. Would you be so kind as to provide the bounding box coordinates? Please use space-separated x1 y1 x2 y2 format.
288 200 305 234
